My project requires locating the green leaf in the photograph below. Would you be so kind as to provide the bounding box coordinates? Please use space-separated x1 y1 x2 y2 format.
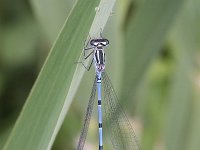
30 0 75 42
3 0 100 149
1 16 40 67
121 0 187 102
165 0 200 149
165 64 192 150
3 0 117 149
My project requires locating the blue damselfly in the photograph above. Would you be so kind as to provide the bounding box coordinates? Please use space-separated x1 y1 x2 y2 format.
77 35 140 150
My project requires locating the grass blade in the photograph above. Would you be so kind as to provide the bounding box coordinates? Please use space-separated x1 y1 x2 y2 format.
3 0 100 149
166 0 200 149
30 0 75 42
121 0 187 101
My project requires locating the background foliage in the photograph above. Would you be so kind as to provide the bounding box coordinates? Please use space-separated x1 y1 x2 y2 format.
0 0 200 149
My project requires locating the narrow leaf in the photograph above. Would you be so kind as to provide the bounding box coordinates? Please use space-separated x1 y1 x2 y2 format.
3 0 99 149
121 0 187 101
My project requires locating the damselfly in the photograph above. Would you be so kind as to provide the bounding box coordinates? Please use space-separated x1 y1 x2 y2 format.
77 35 140 150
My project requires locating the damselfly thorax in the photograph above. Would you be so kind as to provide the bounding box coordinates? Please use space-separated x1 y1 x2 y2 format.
94 48 105 73
90 38 108 73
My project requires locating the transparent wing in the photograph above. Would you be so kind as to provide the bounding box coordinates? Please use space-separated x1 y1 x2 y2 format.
102 72 140 150
77 78 96 150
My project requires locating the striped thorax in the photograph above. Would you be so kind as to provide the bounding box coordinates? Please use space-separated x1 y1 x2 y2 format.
90 38 109 73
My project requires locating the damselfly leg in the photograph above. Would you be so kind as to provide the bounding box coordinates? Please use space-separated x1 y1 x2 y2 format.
76 37 95 71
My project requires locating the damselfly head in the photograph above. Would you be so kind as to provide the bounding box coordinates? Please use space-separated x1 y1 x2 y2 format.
90 38 109 47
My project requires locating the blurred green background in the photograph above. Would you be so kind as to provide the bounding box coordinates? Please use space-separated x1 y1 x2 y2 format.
0 0 200 150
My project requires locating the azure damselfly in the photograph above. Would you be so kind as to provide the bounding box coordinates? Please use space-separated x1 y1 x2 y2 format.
77 35 140 150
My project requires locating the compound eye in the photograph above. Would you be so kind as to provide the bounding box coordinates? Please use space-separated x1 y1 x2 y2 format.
104 39 109 45
90 39 99 46
94 42 98 46
101 39 109 46
101 41 107 45
90 39 95 45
